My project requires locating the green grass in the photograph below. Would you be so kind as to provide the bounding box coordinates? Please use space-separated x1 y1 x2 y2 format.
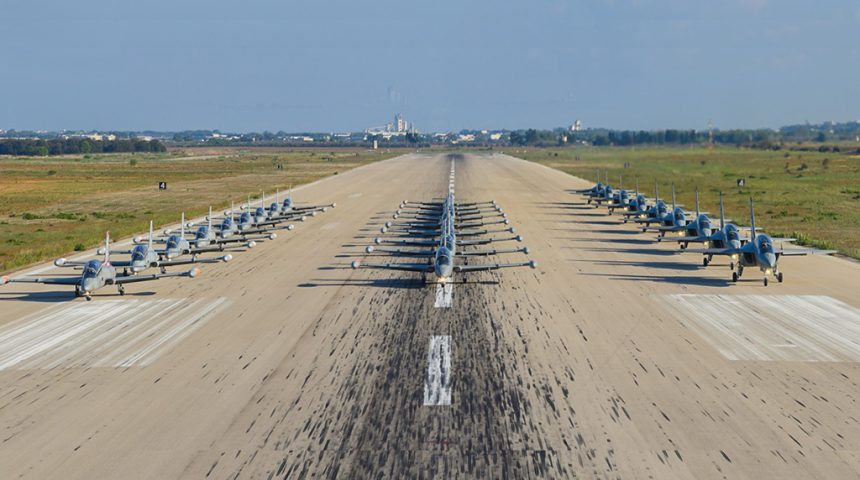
0 148 404 273
507 146 860 259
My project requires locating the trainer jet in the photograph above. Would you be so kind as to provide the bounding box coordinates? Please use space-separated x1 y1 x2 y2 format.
685 197 835 285
54 220 231 276
352 193 536 283
2 233 198 300
266 188 336 218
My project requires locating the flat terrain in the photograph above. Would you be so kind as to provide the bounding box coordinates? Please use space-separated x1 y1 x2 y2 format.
0 153 859 479
0 148 401 273
511 146 860 258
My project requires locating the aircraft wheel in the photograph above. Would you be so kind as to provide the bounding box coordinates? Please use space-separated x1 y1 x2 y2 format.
75 287 83 298
732 272 738 283
85 295 93 301
777 272 784 283
118 285 126 296
703 257 709 267
738 266 744 277
763 277 769 287
161 267 167 274
729 262 734 270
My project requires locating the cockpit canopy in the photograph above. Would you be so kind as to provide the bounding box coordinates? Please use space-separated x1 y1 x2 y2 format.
131 244 148 261
725 224 740 241
82 260 101 278
757 235 773 253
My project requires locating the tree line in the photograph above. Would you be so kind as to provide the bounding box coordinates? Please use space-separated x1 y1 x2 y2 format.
0 138 166 156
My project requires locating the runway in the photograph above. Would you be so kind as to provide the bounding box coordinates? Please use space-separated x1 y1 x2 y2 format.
0 153 859 479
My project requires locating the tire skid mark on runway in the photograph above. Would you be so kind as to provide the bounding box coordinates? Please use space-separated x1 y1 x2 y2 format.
664 294 860 362
0 298 227 370
423 335 452 405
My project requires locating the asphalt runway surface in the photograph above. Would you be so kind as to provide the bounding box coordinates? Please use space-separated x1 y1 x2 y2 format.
1 153 858 479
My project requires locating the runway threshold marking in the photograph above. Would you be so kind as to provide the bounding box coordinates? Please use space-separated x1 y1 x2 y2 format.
664 294 860 362
423 335 452 406
434 284 453 308
0 298 227 370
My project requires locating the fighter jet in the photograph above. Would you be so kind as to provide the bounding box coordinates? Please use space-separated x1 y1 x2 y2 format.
657 189 721 246
1 233 199 300
686 197 835 285
610 179 651 217
640 184 693 236
666 192 744 267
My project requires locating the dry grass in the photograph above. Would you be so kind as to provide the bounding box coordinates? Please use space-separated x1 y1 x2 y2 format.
507 146 860 259
0 148 404 272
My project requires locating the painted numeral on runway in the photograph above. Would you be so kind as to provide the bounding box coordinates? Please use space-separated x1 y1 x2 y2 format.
434 284 453 308
423 335 452 406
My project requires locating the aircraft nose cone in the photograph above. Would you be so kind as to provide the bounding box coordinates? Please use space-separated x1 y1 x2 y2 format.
82 279 97 293
764 253 777 269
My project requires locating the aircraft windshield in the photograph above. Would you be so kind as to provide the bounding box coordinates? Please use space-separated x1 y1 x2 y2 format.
726 226 740 241
83 260 100 278
166 236 180 249
131 245 148 260
758 236 773 252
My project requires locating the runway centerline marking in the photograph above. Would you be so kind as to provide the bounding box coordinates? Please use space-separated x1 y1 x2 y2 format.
663 294 860 362
434 284 453 308
423 335 452 406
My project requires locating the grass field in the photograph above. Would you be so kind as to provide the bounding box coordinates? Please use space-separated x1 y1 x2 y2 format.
0 148 403 273
507 146 860 259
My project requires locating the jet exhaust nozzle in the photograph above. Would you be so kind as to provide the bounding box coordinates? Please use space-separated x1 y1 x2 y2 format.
374 237 382 244
365 246 375 253
222 254 233 262
54 258 67 267
529 260 538 269
188 267 201 278
351 260 361 269
247 241 257 248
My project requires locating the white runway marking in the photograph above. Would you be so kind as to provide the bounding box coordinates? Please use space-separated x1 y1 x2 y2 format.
434 284 453 308
664 295 860 362
0 298 227 370
423 335 452 406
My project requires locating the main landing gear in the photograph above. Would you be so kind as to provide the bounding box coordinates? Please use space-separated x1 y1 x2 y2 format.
117 284 126 296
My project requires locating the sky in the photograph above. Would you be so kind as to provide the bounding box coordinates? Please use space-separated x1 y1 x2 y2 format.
1 0 858 133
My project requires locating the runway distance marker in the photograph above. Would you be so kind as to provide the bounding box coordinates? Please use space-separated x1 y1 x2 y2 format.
434 284 453 308
423 335 452 406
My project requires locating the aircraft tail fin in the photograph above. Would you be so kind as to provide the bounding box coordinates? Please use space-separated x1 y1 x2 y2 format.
148 220 154 249
749 196 756 242
695 188 700 217
104 231 111 264
208 206 212 230
671 184 677 209
635 177 639 196
181 212 185 237
719 192 725 229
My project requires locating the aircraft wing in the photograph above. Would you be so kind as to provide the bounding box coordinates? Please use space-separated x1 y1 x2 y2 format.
667 235 708 243
376 238 439 247
113 268 198 284
457 235 520 246
777 248 836 257
352 262 434 272
457 247 529 256
366 247 435 257
682 247 739 256
157 255 231 268
454 261 536 273
4 276 80 285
